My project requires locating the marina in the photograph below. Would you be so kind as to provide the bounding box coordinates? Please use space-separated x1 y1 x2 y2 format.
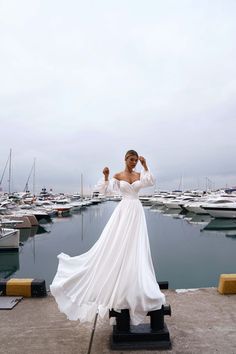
1 188 236 290
1 1 236 351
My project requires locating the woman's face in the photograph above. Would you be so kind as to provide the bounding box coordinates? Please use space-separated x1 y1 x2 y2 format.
125 154 139 170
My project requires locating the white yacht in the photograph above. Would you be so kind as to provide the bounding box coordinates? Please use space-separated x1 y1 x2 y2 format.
69 201 84 210
163 196 196 210
51 199 73 215
201 199 236 218
0 227 20 250
183 200 209 214
183 193 236 215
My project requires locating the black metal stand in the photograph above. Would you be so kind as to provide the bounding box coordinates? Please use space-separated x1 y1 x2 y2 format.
109 281 171 350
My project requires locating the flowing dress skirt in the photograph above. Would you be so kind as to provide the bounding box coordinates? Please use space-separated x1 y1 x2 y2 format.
50 198 165 325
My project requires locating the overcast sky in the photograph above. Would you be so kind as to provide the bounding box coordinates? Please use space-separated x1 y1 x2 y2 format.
1 0 236 194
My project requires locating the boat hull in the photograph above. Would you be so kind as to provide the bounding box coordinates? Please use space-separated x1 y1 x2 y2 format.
0 229 20 250
184 204 208 214
202 207 236 219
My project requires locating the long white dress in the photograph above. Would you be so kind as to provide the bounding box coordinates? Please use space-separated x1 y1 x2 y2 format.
50 169 165 325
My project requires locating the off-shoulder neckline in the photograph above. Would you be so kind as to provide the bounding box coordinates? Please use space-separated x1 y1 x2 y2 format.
113 178 140 185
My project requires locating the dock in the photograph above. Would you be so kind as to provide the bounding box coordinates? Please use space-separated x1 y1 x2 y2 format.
0 288 235 353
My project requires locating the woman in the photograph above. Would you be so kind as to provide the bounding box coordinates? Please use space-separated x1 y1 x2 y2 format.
50 149 165 325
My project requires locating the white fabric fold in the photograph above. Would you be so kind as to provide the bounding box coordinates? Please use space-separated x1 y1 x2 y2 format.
94 168 155 195
140 168 156 188
50 167 165 325
94 178 120 195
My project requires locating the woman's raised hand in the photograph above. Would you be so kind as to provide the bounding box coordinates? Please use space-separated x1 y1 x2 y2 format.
139 156 148 170
103 167 110 180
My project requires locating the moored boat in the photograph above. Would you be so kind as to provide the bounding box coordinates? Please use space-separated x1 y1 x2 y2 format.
201 202 236 218
0 228 20 251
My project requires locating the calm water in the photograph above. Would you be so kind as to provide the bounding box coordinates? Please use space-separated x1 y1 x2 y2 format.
1 201 236 290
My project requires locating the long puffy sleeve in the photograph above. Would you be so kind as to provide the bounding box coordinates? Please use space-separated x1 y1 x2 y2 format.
94 178 120 195
140 168 156 188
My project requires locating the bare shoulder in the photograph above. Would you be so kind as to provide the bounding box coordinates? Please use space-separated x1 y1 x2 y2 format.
113 172 122 180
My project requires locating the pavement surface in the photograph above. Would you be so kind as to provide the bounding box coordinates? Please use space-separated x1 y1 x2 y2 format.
0 288 236 354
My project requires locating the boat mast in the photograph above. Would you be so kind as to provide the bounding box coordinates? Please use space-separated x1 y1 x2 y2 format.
24 158 36 193
178 175 183 191
0 151 11 189
33 158 36 195
8 148 12 194
81 173 83 200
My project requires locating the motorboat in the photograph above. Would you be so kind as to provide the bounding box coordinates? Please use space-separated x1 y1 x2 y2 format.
69 201 84 210
51 199 73 215
24 209 52 223
183 201 209 214
80 198 93 206
108 195 122 202
0 218 24 228
0 228 20 251
90 197 102 205
201 200 236 218
1 215 32 228
139 197 153 206
149 193 180 207
162 199 182 209
163 196 196 210
183 194 236 216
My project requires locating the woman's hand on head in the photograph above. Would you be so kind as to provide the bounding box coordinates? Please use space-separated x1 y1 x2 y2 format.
139 156 148 170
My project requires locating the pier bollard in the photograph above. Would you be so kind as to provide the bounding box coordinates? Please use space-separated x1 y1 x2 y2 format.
148 305 171 331
158 281 169 289
0 279 47 297
109 309 130 331
109 281 172 350
218 274 236 294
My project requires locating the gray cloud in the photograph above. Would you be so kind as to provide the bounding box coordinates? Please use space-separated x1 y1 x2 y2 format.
1 0 236 193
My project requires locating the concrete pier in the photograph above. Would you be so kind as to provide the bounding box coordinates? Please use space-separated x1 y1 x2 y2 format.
0 288 235 354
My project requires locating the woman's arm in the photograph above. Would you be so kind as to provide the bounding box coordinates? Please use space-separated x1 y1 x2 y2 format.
139 156 148 171
94 168 120 195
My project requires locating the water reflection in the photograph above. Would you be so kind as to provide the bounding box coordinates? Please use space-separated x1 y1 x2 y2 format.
160 208 183 218
19 228 32 243
204 218 236 230
20 225 50 243
149 205 165 212
225 233 236 239
0 252 19 279
4 202 236 289
36 225 51 235
81 211 84 241
184 213 212 226
202 218 236 239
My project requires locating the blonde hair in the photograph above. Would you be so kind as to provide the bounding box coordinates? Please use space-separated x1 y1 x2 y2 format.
125 149 139 160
